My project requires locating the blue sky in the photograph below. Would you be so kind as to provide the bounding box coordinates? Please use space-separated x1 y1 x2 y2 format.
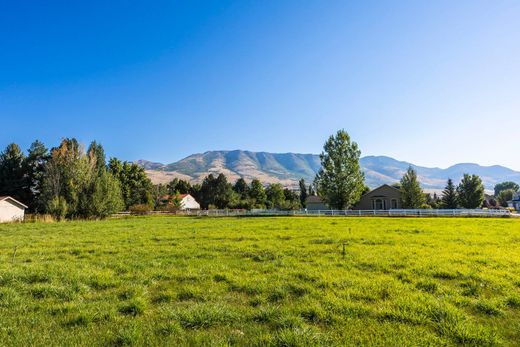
1 1 519 169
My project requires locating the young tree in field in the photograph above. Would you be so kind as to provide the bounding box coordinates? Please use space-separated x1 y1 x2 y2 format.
494 181 519 197
0 143 27 203
497 189 515 207
314 129 365 209
457 174 485 209
400 166 425 208
249 179 267 208
299 178 308 207
441 178 458 209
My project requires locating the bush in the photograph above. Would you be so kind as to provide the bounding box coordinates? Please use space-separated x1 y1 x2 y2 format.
129 204 151 215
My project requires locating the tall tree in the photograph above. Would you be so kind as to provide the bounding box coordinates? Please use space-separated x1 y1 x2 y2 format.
441 178 458 209
87 141 106 174
233 178 249 200
108 158 153 209
457 174 485 209
494 182 519 197
314 129 365 209
249 179 267 208
199 174 233 209
23 140 49 211
400 166 425 208
0 143 26 203
299 178 308 207
265 183 285 209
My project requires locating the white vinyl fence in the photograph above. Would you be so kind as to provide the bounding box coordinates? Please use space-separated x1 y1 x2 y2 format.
115 209 511 218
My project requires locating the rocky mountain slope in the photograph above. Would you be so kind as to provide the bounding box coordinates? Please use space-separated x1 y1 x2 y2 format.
138 150 520 190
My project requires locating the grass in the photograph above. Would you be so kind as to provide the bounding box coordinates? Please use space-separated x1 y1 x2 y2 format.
1 216 520 346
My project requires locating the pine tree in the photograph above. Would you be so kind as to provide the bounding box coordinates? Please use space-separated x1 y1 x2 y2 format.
314 129 365 209
441 178 458 209
299 178 307 207
0 143 27 203
400 166 425 208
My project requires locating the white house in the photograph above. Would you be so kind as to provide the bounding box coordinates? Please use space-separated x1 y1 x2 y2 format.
178 194 200 210
0 196 27 223
161 194 200 210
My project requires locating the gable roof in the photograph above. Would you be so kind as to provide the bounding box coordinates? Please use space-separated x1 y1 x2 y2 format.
0 196 28 209
306 195 324 203
161 194 191 201
359 184 400 199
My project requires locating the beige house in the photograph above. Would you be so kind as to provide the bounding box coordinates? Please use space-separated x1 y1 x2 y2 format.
305 195 328 210
354 184 401 210
0 196 27 223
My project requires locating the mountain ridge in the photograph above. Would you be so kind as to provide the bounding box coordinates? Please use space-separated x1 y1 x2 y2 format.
137 150 520 191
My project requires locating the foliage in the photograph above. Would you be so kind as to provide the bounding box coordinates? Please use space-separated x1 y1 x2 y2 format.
497 189 515 207
108 158 153 209
129 204 152 215
265 184 285 209
199 174 233 209
494 181 519 197
399 166 425 208
314 129 365 209
457 174 485 209
249 179 267 208
0 217 519 345
441 179 458 209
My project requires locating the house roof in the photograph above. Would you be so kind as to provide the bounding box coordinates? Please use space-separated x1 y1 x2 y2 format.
0 196 28 209
359 184 400 199
161 194 190 200
306 195 324 203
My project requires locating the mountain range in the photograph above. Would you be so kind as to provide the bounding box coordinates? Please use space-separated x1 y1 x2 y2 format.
138 150 520 192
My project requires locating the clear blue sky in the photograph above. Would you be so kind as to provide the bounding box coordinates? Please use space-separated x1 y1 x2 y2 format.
1 1 519 169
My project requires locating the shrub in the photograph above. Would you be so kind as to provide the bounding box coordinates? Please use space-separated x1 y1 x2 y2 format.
129 204 151 215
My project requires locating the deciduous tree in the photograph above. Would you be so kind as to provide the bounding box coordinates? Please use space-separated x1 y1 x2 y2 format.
314 129 365 209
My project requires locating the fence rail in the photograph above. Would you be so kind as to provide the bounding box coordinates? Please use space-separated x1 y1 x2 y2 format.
114 208 512 218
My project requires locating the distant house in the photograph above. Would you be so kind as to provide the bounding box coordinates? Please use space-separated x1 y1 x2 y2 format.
161 194 200 210
0 196 27 223
508 192 520 211
305 195 328 210
354 184 401 210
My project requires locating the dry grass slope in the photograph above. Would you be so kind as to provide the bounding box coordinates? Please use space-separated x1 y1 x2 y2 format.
1 217 520 346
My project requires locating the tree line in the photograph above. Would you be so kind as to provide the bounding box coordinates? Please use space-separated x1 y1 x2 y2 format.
312 129 517 210
0 139 306 219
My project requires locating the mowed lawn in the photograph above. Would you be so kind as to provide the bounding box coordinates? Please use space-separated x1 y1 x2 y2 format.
1 217 520 346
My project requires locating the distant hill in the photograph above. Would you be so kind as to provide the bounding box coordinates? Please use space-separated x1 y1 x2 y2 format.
138 150 520 191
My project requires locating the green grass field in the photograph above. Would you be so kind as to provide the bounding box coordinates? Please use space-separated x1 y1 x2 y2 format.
1 216 520 346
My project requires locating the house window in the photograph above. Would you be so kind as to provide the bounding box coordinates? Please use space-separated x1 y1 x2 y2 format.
391 199 398 209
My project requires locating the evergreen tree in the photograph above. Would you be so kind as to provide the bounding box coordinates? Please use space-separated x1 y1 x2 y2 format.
0 143 26 203
314 129 365 209
299 178 307 207
457 174 484 209
23 140 49 211
400 166 425 208
233 178 249 199
441 178 458 209
87 141 106 174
